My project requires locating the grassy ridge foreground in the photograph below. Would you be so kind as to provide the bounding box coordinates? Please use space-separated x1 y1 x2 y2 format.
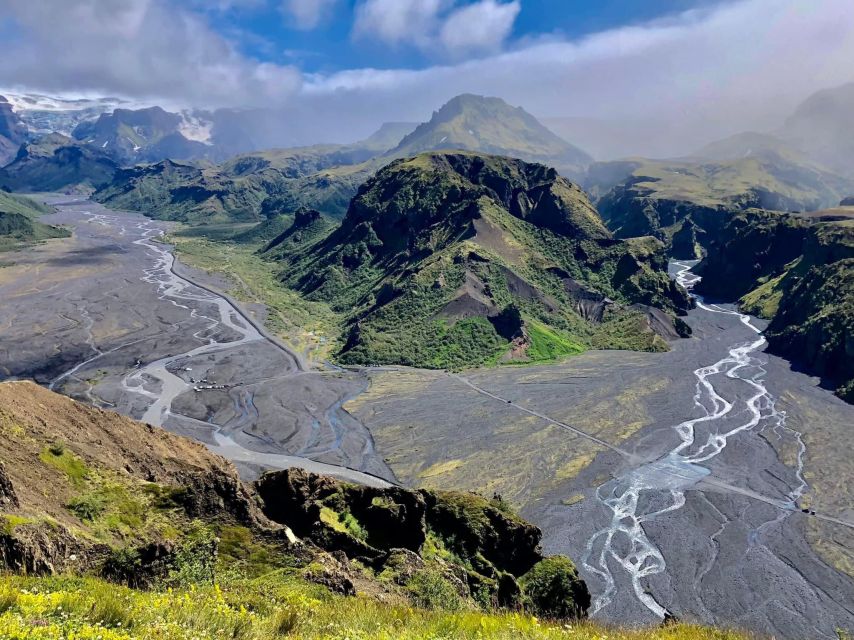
0 575 751 640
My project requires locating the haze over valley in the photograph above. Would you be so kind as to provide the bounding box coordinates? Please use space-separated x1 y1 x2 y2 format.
0 2 852 639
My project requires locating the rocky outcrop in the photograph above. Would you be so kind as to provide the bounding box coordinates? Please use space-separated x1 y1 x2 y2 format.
841 197 854 206
255 468 590 614
421 490 541 578
0 383 590 618
256 468 427 562
694 210 808 299
0 521 94 575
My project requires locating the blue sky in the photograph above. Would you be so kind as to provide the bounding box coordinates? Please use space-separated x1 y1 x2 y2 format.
210 0 721 74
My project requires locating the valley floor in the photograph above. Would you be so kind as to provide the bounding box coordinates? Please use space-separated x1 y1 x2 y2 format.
0 199 852 639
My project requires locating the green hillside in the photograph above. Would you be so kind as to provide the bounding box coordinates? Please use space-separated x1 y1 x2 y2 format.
592 154 854 257
271 151 689 369
0 191 68 251
91 95 595 225
94 151 375 223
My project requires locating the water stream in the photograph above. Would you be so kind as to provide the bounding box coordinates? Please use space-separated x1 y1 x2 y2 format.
581 260 808 619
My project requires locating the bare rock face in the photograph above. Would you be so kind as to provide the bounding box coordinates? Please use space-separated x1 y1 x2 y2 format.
0 462 19 509
421 490 542 578
0 521 94 575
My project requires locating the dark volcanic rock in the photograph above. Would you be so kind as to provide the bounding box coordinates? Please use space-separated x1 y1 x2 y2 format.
422 490 542 578
256 468 426 559
0 521 94 575
694 210 854 402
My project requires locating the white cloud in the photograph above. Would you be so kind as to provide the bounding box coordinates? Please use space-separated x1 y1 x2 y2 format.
0 0 301 108
352 0 449 48
282 0 339 30
352 0 519 57
439 0 520 56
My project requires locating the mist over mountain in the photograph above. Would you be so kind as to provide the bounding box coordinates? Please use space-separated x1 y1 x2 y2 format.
776 82 854 178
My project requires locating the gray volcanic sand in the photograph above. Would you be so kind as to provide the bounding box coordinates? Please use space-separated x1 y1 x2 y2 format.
0 199 392 484
350 298 854 638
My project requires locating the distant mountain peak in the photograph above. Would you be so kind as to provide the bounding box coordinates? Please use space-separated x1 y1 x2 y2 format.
389 94 592 178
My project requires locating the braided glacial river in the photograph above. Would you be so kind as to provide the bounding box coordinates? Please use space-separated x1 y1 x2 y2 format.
582 260 810 619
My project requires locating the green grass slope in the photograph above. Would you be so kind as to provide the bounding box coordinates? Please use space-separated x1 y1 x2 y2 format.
0 134 119 194
0 192 68 251
272 151 690 369
94 155 374 223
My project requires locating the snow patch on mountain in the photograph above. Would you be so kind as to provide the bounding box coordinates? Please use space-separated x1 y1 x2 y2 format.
178 111 214 145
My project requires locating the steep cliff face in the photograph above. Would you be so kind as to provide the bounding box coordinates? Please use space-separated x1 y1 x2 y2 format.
693 211 809 299
0 96 28 166
694 212 854 402
274 151 690 368
256 468 589 612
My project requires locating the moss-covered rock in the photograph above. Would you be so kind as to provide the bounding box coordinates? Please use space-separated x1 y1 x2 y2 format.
255 468 590 615
520 556 590 619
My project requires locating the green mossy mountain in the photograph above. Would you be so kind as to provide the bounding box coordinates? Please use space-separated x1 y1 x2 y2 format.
0 192 68 251
695 210 854 402
0 134 119 193
390 94 592 179
591 155 854 257
93 152 374 223
271 151 690 369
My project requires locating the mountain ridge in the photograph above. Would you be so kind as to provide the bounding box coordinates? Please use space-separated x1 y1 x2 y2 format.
271 151 689 368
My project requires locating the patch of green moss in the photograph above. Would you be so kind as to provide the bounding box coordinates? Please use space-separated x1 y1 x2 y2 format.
524 320 585 363
39 446 90 486
0 515 33 535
